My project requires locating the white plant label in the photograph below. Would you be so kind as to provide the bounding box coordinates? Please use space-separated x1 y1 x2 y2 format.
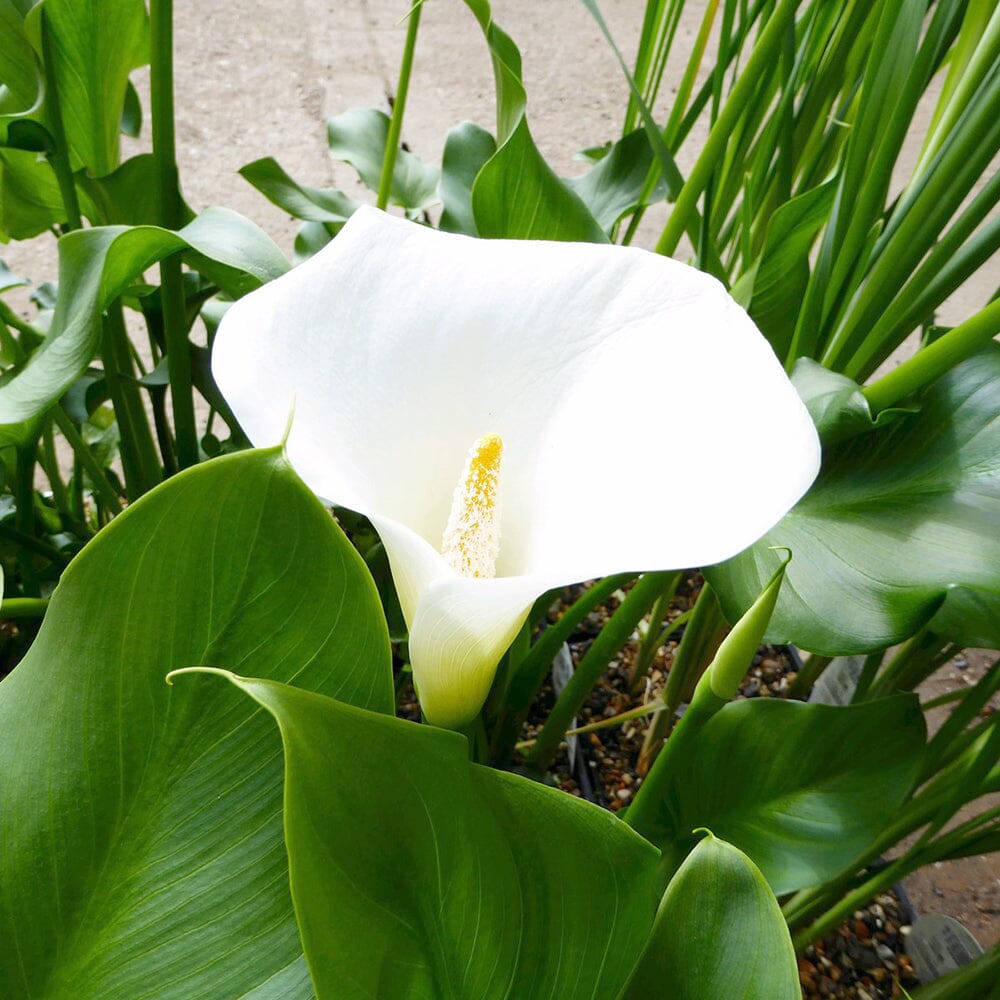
809 655 865 706
908 913 984 982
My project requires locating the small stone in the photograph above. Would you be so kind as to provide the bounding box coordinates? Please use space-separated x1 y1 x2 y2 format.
615 788 633 802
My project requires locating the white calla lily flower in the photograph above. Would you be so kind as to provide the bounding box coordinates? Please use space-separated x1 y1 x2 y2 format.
212 206 820 729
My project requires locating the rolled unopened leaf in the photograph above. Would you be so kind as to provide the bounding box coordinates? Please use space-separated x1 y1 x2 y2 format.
213 206 820 728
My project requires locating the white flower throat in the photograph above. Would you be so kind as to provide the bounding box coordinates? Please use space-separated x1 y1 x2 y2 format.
441 434 503 578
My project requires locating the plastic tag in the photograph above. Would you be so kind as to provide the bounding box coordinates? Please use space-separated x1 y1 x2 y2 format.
908 913 984 983
809 655 864 706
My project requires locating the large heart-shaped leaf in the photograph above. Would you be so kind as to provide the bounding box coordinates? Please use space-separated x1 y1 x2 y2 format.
0 449 393 998
628 696 926 894
0 208 288 446
622 834 799 1000
24 0 148 177
463 0 607 242
189 670 661 1000
708 347 1000 653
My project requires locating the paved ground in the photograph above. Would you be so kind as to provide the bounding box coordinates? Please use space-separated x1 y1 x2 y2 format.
2 0 998 952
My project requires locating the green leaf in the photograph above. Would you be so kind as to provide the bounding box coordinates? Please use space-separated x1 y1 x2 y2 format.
708 347 1000 653
0 208 288 445
0 146 64 238
240 155 361 224
0 0 43 136
0 258 28 292
739 181 835 359
25 0 149 176
326 107 439 211
438 120 496 235
791 357 915 445
924 584 1000 649
189 670 661 1000
565 128 667 234
622 834 799 1000
76 153 196 226
0 448 393 997
463 0 607 242
629 695 926 895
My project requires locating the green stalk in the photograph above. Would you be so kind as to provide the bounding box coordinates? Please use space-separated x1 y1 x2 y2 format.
862 299 1000 413
638 581 725 771
39 9 83 231
14 439 41 595
52 407 123 513
490 572 635 762
786 651 833 699
0 523 68 564
629 571 682 690
151 0 197 469
654 0 804 256
0 598 49 619
101 303 161 499
39 418 88 537
528 572 673 772
376 1 423 211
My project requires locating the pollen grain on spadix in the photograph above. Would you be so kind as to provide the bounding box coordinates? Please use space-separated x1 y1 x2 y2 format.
441 434 504 579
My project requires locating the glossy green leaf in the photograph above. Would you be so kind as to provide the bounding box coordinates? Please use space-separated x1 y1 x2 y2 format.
439 120 496 235
191 670 661 1000
622 834 799 1000
326 107 439 211
240 155 361 224
565 128 666 234
709 347 1000 653
629 695 926 895
790 357 915 446
0 0 43 138
737 181 835 360
0 146 64 238
0 208 288 445
0 448 393 998
24 0 149 176
463 0 607 242
76 153 195 226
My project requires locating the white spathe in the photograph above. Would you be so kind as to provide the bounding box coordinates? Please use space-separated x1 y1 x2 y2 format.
212 206 821 729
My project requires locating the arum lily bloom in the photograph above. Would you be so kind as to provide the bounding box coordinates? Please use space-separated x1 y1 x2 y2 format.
212 207 820 729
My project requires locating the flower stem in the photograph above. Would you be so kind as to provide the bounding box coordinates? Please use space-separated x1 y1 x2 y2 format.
0 598 49 620
151 0 198 469
862 298 1000 413
52 407 123 514
376 0 424 211
101 303 162 499
529 571 672 772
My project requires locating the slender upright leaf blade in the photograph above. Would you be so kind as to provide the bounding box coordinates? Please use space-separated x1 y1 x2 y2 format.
0 449 393 997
